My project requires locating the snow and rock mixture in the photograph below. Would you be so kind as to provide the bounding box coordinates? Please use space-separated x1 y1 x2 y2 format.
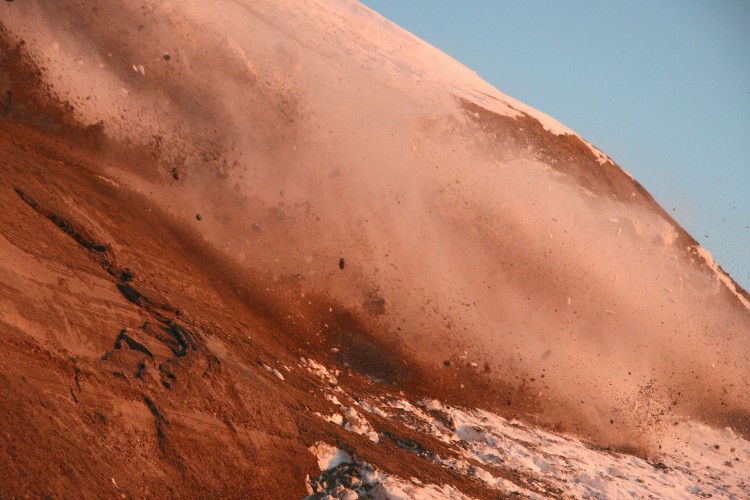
304 360 750 499
307 444 474 500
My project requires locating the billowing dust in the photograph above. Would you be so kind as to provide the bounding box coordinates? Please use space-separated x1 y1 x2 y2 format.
4 0 749 448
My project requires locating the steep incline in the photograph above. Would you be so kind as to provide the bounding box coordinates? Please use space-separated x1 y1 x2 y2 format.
0 120 522 497
1 0 749 497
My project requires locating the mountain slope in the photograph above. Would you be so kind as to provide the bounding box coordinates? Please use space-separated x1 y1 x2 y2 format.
1 0 748 497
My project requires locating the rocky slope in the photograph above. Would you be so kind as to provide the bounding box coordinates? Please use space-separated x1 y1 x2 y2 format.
1 0 748 497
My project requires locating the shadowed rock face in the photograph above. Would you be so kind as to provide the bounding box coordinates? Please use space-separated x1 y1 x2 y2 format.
1 1 749 496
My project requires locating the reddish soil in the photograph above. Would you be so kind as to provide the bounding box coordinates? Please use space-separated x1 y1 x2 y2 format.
0 33 548 498
3 24 748 498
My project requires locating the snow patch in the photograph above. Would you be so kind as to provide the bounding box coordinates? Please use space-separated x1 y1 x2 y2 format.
387 399 750 498
315 404 379 443
96 175 120 187
355 398 389 418
262 363 285 380
309 442 352 471
301 356 339 385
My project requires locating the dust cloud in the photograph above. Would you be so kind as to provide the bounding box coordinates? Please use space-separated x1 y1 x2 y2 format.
4 0 749 447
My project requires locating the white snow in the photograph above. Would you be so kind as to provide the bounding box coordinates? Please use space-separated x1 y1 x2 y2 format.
96 175 120 187
355 398 389 418
339 405 379 443
301 356 339 385
263 364 285 380
305 363 380 442
367 474 473 500
309 442 353 471
317 401 380 443
385 398 750 499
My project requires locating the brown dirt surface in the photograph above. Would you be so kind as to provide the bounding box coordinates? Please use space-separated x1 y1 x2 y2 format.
0 34 544 497
0 119 552 498
3 12 748 498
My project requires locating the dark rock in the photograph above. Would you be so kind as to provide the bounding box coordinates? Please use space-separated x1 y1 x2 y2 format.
89 242 107 252
14 188 37 209
143 396 168 440
117 282 143 305
169 321 200 351
74 365 82 391
143 396 164 420
339 257 345 270
119 269 134 282
382 431 431 458
114 329 154 358
195 213 202 221
14 189 111 252
158 364 176 390
652 462 669 473
424 407 455 430
156 324 183 355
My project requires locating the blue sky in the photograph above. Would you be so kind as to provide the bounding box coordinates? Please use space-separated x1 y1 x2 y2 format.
362 0 749 289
